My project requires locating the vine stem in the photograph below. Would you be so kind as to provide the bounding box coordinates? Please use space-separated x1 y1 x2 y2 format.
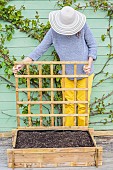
90 90 113 107
0 75 15 88
90 102 113 116
93 75 113 88
94 16 113 78
89 120 112 125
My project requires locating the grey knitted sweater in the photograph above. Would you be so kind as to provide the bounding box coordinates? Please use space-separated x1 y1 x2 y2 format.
29 23 97 79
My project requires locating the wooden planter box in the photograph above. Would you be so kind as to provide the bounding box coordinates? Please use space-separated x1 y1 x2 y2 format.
7 127 102 168
7 62 103 168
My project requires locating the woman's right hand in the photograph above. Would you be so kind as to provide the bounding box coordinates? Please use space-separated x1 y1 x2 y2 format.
13 64 24 74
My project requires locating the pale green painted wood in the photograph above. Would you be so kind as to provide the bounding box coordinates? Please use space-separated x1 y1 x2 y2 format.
1 18 111 29
94 64 113 73
94 73 113 83
0 102 16 110
0 0 113 131
4 37 112 48
7 1 96 10
2 46 113 56
21 9 109 19
7 1 58 10
1 27 113 37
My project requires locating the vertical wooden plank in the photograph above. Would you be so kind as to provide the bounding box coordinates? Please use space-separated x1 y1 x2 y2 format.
85 76 88 126
12 151 15 170
95 148 99 167
62 64 65 126
51 64 54 126
27 65 32 126
38 64 43 126
15 75 20 128
74 64 77 126
12 130 18 148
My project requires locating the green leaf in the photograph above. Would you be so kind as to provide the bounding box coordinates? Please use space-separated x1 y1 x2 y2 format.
109 115 111 118
7 33 12 41
105 72 109 76
103 118 108 125
0 24 2 31
101 34 106 41
1 62 6 67
108 44 111 48
56 78 60 82
6 84 11 89
21 55 25 59
8 68 13 75
3 49 8 55
99 79 104 83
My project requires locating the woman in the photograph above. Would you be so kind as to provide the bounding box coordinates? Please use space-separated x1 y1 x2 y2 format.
13 6 97 126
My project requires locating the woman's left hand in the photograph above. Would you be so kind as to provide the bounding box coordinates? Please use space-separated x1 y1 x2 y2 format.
83 65 91 75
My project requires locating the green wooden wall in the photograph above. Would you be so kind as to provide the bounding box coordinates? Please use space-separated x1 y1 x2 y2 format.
0 0 113 131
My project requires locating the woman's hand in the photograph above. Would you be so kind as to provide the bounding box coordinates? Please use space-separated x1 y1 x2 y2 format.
12 57 33 74
83 56 93 75
83 65 91 75
13 64 25 74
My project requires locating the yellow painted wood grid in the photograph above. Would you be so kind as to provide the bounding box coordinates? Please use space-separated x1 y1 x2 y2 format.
14 61 89 128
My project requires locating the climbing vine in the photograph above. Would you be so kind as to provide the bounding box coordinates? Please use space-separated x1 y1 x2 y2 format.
0 0 113 126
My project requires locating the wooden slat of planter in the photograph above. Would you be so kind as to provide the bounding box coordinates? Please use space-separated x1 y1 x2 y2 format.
38 64 43 126
93 130 113 136
7 152 99 162
11 151 15 170
7 148 102 168
74 64 77 126
17 114 89 117
7 161 102 168
14 61 89 65
88 130 96 147
12 130 17 148
27 65 32 126
8 161 102 168
15 76 20 127
50 64 54 126
62 64 65 126
17 87 88 91
0 132 12 138
16 126 89 130
15 75 88 78
7 147 103 154
17 101 88 104
95 148 99 167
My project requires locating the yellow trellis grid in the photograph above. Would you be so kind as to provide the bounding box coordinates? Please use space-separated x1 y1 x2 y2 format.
14 61 89 128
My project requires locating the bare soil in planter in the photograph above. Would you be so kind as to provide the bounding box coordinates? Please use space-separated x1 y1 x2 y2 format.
15 130 94 148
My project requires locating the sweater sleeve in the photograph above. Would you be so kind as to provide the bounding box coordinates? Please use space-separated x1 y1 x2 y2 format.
84 23 97 60
28 28 53 61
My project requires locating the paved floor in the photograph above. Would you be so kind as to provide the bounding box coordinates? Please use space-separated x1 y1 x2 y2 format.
0 136 113 170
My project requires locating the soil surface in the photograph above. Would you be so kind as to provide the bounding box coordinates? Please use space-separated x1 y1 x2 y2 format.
15 130 94 148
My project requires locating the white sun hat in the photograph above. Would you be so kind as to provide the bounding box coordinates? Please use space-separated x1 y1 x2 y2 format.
49 6 86 35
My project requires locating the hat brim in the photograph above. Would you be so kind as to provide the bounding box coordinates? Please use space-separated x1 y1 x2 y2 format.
49 10 86 35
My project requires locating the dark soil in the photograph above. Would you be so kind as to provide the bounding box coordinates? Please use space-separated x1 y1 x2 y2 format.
15 130 94 148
